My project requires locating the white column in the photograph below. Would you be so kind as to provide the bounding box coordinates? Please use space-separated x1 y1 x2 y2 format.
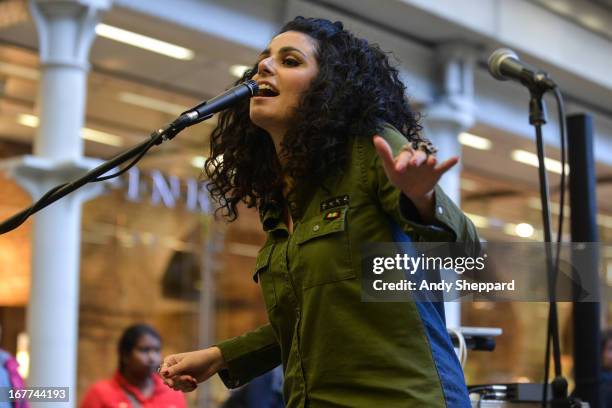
197 220 224 408
1 1 111 406
425 42 476 329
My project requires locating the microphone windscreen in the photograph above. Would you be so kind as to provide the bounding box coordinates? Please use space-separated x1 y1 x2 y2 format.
488 48 519 80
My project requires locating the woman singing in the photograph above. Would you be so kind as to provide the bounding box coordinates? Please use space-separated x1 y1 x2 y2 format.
160 16 479 407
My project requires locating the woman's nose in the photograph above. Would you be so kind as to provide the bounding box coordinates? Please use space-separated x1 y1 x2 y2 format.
257 56 274 76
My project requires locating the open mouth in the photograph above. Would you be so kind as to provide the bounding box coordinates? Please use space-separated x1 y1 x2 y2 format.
257 83 279 97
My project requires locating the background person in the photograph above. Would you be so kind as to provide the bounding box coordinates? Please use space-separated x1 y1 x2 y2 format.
81 324 186 408
0 325 28 408
220 365 283 408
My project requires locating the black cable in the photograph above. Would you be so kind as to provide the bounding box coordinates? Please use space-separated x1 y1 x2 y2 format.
0 137 155 235
92 137 157 182
553 87 568 250
543 317 552 407
0 76 253 234
0 182 68 234
542 87 568 407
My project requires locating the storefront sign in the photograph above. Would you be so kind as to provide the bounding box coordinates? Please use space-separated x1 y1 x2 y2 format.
124 167 211 214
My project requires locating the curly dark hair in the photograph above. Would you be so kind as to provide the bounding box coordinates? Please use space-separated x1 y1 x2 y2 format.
205 16 425 220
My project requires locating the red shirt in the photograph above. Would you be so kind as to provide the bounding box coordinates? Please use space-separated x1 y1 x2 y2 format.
80 371 187 408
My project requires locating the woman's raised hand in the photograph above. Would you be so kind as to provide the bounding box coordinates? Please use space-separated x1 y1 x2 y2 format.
372 135 458 221
159 347 227 392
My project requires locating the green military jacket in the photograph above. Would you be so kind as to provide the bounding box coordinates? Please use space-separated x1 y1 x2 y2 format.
217 123 479 407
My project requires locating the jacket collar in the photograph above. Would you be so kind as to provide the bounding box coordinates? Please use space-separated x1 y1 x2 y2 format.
114 370 164 402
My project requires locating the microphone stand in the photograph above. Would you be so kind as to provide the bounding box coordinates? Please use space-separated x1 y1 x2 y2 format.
0 79 258 235
0 114 200 235
528 84 573 408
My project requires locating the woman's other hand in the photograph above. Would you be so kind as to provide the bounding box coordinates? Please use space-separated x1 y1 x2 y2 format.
372 135 458 222
159 347 227 392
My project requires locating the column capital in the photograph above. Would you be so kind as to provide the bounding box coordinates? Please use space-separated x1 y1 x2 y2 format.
426 101 474 133
435 41 480 63
427 41 480 131
30 0 112 70
0 155 109 201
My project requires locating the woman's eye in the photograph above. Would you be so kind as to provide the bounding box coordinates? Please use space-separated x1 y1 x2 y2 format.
282 58 300 67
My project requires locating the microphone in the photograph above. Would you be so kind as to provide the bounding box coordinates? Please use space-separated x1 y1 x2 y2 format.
487 48 556 91
174 80 259 127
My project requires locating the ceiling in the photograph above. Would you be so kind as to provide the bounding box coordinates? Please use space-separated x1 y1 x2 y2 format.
0 2 610 245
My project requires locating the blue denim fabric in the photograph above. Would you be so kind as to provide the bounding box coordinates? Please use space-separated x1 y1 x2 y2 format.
391 222 471 408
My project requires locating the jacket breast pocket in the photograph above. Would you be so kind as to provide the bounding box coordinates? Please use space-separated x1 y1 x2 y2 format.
295 207 355 289
253 244 277 310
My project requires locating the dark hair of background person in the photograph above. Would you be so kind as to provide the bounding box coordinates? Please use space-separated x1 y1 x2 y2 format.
204 16 424 220
117 324 161 373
